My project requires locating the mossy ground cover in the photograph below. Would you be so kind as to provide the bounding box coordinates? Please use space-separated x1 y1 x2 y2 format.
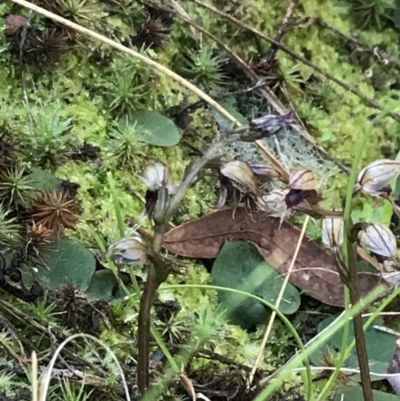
0 0 400 400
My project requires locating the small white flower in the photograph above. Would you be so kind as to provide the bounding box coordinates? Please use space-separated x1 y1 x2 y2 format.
358 223 397 259
354 159 400 197
220 160 259 194
140 163 176 193
106 236 148 265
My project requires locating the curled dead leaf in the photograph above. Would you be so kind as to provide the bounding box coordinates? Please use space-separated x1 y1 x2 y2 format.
162 207 388 307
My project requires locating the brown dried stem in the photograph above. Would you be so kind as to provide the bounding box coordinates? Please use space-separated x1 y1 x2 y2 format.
137 251 169 393
315 17 400 71
261 0 299 62
347 237 374 401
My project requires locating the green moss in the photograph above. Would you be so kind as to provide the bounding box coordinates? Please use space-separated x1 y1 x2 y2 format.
1 0 400 398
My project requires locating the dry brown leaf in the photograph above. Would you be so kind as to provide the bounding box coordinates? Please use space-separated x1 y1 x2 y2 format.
162 207 388 307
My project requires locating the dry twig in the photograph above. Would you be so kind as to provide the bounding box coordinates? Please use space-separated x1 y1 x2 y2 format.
248 215 310 386
315 17 400 71
262 0 299 62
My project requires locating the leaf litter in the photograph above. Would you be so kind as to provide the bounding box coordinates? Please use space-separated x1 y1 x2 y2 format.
163 207 387 307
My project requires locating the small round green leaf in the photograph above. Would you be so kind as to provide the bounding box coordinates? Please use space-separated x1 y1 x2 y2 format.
310 314 397 381
211 241 300 329
40 239 96 290
334 386 399 401
27 168 62 192
132 110 180 146
210 97 247 131
87 270 121 301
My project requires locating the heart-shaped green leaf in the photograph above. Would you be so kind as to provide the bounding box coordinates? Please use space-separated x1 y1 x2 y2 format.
310 314 397 381
87 270 121 301
27 167 62 192
132 110 180 146
211 241 300 329
39 239 96 290
210 97 247 131
334 386 399 401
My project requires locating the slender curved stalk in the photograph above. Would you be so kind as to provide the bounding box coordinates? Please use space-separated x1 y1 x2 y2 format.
107 175 180 387
248 216 310 391
346 285 400 360
39 334 130 401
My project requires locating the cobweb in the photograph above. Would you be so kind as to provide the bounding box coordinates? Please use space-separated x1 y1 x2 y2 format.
227 125 339 187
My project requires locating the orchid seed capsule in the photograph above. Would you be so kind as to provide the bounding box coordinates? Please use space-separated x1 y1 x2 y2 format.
322 218 344 249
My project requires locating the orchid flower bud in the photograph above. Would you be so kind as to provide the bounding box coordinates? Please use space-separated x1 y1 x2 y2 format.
321 217 348 283
322 218 344 249
106 236 148 265
288 169 321 193
354 159 400 197
249 111 297 134
140 163 176 193
358 223 397 260
220 160 259 194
